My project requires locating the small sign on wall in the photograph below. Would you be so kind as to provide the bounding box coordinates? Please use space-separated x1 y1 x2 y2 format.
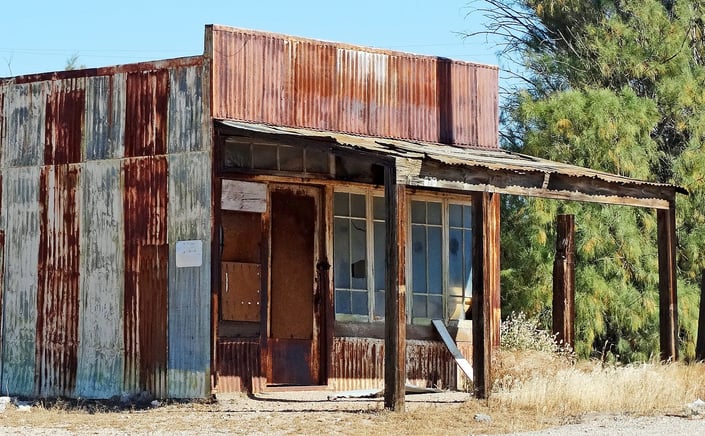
221 180 267 212
176 240 203 268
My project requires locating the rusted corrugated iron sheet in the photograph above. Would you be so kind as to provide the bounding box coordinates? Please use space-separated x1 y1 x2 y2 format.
1 167 41 396
168 67 204 153
167 151 211 398
216 340 263 393
123 156 169 397
330 337 458 391
124 70 168 157
44 78 85 164
84 74 126 160
76 160 124 398
2 82 47 166
209 25 499 148
36 164 81 397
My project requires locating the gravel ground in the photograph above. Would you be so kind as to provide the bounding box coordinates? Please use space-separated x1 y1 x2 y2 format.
509 413 705 436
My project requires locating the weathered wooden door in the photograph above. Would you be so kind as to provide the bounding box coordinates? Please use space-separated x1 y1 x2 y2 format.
268 185 323 385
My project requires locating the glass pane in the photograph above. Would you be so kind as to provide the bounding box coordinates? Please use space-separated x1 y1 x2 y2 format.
334 192 349 216
335 290 351 314
428 201 442 225
411 225 427 293
411 201 426 224
428 226 442 294
350 218 367 289
252 144 278 169
334 218 350 289
374 222 386 291
374 290 385 320
373 196 385 220
413 295 427 319
449 228 463 296
306 148 329 173
449 204 462 227
279 145 304 172
351 291 368 315
350 194 366 218
428 296 443 319
464 229 473 295
463 205 472 228
446 296 465 320
223 142 251 169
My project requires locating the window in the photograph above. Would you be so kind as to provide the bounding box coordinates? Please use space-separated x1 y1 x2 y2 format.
333 191 472 325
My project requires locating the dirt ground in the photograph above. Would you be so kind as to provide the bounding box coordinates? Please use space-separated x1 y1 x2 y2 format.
0 390 702 435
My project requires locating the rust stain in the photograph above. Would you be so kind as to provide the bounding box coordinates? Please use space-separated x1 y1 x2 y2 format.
216 340 263 393
44 79 85 165
36 165 81 397
125 70 169 157
123 156 168 396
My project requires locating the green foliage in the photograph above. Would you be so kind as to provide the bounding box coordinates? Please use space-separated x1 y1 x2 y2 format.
500 311 571 354
477 0 705 362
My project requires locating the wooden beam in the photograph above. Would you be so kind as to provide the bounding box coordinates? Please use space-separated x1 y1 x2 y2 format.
552 214 575 349
384 164 407 411
657 205 678 361
472 191 501 399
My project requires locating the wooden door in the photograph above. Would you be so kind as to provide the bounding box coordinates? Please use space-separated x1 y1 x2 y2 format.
268 186 322 385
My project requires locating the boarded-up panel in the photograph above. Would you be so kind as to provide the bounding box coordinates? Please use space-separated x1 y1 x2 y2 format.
168 66 203 153
221 180 266 213
36 164 81 397
167 151 211 398
221 262 260 322
2 82 47 167
76 160 124 398
123 156 168 397
1 167 40 395
124 70 169 158
85 74 126 160
44 78 85 165
221 211 261 263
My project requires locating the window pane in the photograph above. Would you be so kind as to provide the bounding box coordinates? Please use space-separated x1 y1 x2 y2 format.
463 205 472 228
449 204 462 227
464 229 473 296
446 296 465 320
350 218 367 289
335 290 351 314
350 194 366 218
279 145 304 171
252 144 278 169
428 226 442 294
334 192 349 216
413 295 427 319
306 148 329 173
351 291 368 315
334 218 350 289
411 201 426 224
374 222 386 291
449 228 463 296
223 142 251 169
428 201 441 225
428 296 443 319
411 225 427 293
373 196 385 220
374 290 385 320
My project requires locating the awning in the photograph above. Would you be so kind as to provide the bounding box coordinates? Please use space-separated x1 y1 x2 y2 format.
216 119 686 210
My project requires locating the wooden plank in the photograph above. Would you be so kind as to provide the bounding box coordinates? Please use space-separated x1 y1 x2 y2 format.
657 205 678 361
221 180 267 212
221 262 261 322
552 214 575 348
431 320 473 382
383 164 407 411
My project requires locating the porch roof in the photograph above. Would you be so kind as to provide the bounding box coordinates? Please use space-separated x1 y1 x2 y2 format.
216 119 686 210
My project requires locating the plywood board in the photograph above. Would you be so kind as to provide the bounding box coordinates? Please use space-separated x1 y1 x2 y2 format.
221 180 266 212
222 262 261 322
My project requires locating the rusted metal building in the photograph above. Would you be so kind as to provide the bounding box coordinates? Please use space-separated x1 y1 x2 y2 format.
0 25 683 404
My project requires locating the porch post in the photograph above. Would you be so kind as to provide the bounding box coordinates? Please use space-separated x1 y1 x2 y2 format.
657 203 678 361
384 164 407 411
552 214 575 349
472 191 501 399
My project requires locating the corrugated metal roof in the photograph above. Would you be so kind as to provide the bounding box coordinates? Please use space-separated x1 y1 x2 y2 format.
216 119 685 209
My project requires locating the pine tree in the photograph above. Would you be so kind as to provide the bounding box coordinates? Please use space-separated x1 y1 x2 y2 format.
474 0 705 361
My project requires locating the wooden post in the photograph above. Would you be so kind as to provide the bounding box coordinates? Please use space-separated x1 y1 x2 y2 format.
472 191 501 399
384 164 407 411
552 214 575 349
657 205 678 361
696 271 705 361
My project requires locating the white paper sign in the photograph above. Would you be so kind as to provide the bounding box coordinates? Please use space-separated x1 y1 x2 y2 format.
176 240 203 268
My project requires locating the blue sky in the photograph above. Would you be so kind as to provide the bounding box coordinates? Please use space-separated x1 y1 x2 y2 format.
0 0 505 77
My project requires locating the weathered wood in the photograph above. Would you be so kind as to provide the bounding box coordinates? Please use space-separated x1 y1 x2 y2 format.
221 180 267 212
384 164 407 411
472 191 501 399
657 205 678 361
552 214 575 349
696 271 705 361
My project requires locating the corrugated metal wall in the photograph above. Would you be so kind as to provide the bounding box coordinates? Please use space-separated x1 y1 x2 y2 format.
0 57 212 399
209 25 499 149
